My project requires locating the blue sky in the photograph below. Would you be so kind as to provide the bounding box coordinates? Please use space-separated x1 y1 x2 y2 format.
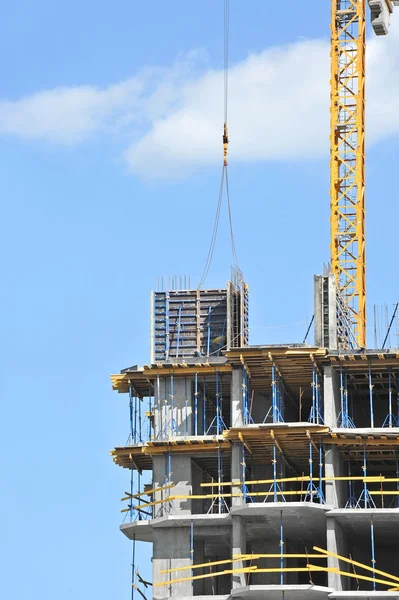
1 1 399 599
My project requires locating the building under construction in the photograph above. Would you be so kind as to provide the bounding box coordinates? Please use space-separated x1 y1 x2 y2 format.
111 2 399 599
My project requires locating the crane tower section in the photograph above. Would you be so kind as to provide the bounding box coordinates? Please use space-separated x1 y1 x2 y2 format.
330 0 366 348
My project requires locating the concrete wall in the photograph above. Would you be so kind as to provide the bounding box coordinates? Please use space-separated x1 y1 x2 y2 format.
231 367 243 427
153 454 192 516
153 528 193 599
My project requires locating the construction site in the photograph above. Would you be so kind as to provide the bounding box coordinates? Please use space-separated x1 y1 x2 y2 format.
111 2 399 599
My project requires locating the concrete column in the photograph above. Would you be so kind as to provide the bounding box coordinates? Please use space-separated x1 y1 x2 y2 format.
328 274 338 350
231 443 243 507
153 455 192 516
153 528 193 598
326 516 349 592
231 367 243 427
232 516 246 589
324 366 340 428
314 275 323 347
324 446 346 508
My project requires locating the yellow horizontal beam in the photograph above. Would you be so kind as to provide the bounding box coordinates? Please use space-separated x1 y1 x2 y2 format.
369 491 399 495
240 554 327 560
144 441 231 455
161 557 241 574
326 438 399 446
313 546 399 585
309 565 398 588
128 496 176 512
200 475 385 488
121 483 174 501
155 566 256 587
161 553 327 574
172 490 317 500
143 365 232 377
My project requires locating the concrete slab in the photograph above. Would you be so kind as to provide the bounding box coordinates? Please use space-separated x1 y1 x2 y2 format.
168 597 228 600
329 594 399 599
328 509 399 541
331 428 399 437
121 513 231 542
230 584 332 599
231 502 332 544
120 520 152 542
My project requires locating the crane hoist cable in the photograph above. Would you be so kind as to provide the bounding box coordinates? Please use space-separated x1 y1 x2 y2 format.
198 0 239 289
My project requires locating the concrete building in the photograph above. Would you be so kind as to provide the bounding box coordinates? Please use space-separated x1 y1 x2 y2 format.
111 279 399 599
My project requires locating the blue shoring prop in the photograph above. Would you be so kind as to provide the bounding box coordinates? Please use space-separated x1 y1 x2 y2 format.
242 442 247 504
382 368 395 427
203 377 207 434
169 375 176 436
190 520 194 565
184 378 189 437
371 516 376 591
264 365 284 423
318 445 325 504
208 447 229 514
206 372 227 435
390 460 399 508
194 372 199 436
369 366 375 429
355 446 376 509
280 511 284 585
128 384 142 444
206 306 212 357
337 367 355 428
165 292 170 360
304 441 324 503
346 460 357 508
264 441 286 502
131 534 136 600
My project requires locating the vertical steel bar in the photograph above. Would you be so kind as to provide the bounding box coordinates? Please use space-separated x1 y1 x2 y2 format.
369 366 374 428
194 373 198 436
273 440 277 502
370 515 376 591
280 511 284 585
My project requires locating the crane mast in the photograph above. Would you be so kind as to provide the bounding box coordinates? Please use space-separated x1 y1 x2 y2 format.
330 0 366 348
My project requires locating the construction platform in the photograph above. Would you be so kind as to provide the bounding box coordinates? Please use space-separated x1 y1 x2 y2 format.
112 322 399 598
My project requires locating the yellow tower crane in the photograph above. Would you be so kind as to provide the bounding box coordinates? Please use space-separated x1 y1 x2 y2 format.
330 0 397 348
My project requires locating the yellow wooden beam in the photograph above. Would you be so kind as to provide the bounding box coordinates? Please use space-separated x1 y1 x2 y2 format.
154 566 257 587
121 483 174 501
161 553 327 574
143 365 232 377
313 546 399 584
309 565 398 588
241 554 327 560
200 475 385 488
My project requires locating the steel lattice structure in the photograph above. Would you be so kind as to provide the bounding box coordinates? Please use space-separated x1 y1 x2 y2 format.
330 0 366 348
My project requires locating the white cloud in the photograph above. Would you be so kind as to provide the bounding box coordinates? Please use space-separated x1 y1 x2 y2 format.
0 79 144 144
0 22 398 177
